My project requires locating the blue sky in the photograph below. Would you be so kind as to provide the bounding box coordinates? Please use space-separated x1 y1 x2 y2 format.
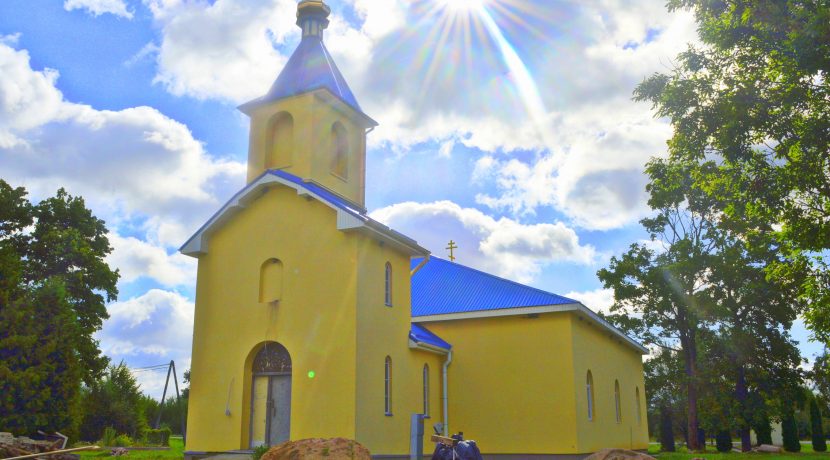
0 0 821 397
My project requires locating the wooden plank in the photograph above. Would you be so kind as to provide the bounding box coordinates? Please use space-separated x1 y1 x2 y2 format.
430 435 457 446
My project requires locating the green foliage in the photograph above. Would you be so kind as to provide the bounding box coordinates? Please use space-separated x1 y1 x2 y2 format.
782 408 801 452
715 430 732 452
100 427 118 447
752 409 773 446
143 428 172 447
810 398 826 452
0 180 118 436
113 434 133 448
660 404 676 452
79 363 147 441
252 444 270 460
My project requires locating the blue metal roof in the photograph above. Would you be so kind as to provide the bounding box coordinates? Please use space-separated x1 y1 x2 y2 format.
409 323 452 350
410 257 579 317
260 36 362 113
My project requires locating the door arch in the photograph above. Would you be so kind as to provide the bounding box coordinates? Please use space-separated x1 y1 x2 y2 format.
249 342 292 447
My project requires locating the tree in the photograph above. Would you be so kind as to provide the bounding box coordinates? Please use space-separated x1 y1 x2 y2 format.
811 397 827 452
633 0 830 341
715 430 732 452
79 363 147 441
0 180 118 435
782 407 801 452
660 404 676 452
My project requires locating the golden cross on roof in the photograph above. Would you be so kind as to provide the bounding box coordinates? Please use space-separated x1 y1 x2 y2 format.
446 240 458 262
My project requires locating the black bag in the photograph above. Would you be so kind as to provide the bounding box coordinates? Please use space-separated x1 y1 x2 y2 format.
431 433 483 460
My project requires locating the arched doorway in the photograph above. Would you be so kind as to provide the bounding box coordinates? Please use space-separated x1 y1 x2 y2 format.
250 342 291 447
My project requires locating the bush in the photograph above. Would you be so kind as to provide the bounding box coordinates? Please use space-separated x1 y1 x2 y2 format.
782 408 801 452
659 405 675 452
143 427 172 447
811 398 827 452
716 430 732 452
100 427 117 447
753 415 773 446
252 444 270 460
113 434 133 447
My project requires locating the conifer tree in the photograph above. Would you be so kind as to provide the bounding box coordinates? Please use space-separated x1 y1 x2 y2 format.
810 398 827 452
660 405 676 452
782 408 801 452
715 430 732 452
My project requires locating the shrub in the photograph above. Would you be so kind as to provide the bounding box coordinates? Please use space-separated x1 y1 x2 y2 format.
782 408 801 452
811 398 827 452
100 427 117 447
753 415 773 446
715 430 732 452
659 405 675 452
113 434 133 447
252 444 270 460
143 427 172 447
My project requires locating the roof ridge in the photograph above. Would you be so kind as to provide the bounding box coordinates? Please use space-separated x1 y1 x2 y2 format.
424 256 579 304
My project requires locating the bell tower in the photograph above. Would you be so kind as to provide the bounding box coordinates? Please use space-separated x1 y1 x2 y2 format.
239 0 377 207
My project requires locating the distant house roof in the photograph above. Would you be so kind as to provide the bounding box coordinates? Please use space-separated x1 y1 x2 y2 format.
180 170 427 257
410 257 579 317
409 323 451 352
410 257 648 354
238 37 368 119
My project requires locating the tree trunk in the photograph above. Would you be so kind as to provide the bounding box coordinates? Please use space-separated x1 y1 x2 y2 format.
682 332 701 451
736 366 751 452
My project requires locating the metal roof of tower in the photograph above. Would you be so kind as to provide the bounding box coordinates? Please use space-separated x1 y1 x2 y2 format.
239 0 365 115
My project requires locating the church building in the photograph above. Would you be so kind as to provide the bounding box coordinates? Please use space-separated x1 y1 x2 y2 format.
181 1 650 457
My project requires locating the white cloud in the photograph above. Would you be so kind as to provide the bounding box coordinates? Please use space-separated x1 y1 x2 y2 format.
0 40 246 247
64 0 134 19
99 290 194 397
107 233 197 287
371 200 596 283
565 288 615 315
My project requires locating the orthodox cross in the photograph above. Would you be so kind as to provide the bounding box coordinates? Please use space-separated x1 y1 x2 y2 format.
446 240 458 262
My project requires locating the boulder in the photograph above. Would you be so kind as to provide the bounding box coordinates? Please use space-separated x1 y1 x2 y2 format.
753 444 783 453
585 448 656 460
261 438 371 460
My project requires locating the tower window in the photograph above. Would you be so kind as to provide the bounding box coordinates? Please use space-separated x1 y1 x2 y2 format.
384 356 392 415
331 122 348 179
384 262 392 307
265 112 293 170
586 370 594 421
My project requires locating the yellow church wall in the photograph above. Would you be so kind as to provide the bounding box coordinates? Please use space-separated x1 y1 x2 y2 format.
185 186 359 452
245 90 367 206
571 316 649 452
421 313 580 454
354 241 445 455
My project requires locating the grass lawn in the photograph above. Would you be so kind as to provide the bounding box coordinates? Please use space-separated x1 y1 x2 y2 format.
78 436 184 460
649 442 829 460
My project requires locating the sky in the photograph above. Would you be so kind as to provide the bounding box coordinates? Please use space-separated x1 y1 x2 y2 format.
0 0 822 399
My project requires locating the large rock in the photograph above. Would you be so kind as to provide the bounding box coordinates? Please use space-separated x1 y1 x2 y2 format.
260 438 371 460
584 448 656 460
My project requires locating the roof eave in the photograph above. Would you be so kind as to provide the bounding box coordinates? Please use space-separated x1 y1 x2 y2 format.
408 339 451 355
237 88 378 127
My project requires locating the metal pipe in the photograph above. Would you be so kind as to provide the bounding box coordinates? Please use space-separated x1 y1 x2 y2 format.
3 446 100 460
442 350 453 437
410 255 430 276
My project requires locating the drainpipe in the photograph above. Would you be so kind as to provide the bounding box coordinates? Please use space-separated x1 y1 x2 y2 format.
442 350 452 437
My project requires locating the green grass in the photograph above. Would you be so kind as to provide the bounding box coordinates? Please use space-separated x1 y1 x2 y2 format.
649 442 829 460
78 436 184 460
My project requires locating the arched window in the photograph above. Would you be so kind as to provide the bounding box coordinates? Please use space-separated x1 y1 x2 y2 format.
259 258 284 303
384 262 392 307
266 112 293 170
635 386 642 425
614 380 621 423
423 364 430 417
586 371 594 421
384 356 392 415
331 122 348 179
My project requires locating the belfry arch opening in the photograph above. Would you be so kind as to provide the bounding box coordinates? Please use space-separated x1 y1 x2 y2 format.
265 112 294 170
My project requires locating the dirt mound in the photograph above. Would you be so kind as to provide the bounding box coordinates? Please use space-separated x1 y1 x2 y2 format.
584 448 656 460
260 438 371 460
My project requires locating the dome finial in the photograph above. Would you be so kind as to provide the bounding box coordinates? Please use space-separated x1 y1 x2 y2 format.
297 0 331 40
